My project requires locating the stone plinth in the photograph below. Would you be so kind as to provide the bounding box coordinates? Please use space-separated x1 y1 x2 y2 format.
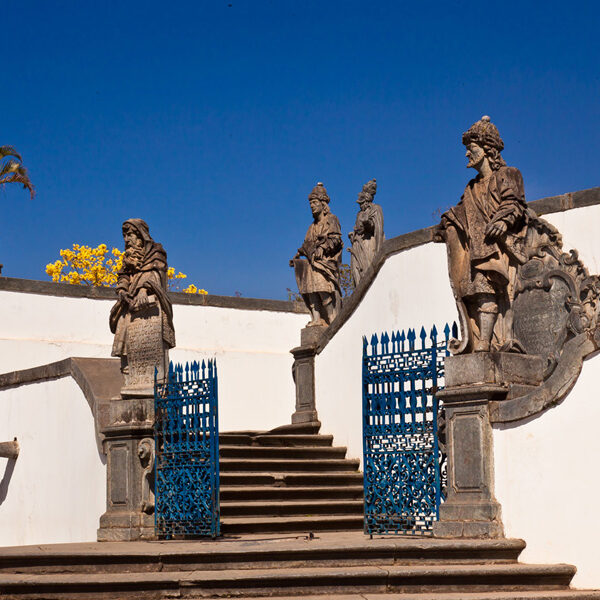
97 395 155 542
290 325 325 424
434 352 543 539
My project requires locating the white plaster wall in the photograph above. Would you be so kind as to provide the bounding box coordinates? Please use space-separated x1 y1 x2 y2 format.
493 353 600 588
0 291 306 431
315 242 456 463
314 203 600 463
0 377 106 546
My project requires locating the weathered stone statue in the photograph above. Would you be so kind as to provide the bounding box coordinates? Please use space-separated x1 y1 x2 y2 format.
348 178 384 288
434 116 529 353
110 218 175 394
290 182 343 327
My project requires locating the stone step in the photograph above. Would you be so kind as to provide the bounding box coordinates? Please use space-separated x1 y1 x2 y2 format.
220 499 364 517
220 471 364 486
219 458 360 473
205 593 600 600
220 514 364 534
220 445 347 459
220 434 334 447
219 485 364 501
0 536 526 575
0 563 577 599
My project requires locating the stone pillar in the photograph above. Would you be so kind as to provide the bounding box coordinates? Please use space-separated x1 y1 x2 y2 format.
433 352 543 539
290 325 324 424
97 396 155 541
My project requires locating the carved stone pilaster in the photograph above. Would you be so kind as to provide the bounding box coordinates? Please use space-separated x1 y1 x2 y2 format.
433 352 543 539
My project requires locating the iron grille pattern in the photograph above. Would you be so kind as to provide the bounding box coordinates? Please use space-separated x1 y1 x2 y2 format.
362 324 453 536
155 360 220 538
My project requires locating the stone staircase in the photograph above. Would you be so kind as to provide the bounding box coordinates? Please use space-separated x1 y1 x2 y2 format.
1 423 598 598
1 533 598 599
219 422 364 534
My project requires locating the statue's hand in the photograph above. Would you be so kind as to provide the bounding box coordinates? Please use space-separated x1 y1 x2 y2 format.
485 220 508 240
348 232 354 242
133 288 149 311
314 247 323 260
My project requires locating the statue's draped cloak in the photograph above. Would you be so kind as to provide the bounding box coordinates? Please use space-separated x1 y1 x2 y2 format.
350 203 384 285
110 218 176 357
442 166 528 300
296 213 343 295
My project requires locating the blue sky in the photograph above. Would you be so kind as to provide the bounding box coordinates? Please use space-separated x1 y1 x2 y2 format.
3 1 599 298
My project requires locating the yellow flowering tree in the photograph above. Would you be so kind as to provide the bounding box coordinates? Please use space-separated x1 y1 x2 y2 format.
46 243 207 294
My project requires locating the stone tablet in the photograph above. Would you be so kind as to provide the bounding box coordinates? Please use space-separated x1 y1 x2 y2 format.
513 280 570 361
124 297 166 393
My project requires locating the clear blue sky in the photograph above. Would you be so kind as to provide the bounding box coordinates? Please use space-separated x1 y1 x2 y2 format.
3 1 599 299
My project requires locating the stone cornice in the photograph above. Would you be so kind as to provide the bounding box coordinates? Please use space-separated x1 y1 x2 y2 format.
0 277 308 314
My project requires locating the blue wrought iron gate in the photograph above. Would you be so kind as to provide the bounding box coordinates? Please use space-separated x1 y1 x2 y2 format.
154 360 220 538
362 325 451 535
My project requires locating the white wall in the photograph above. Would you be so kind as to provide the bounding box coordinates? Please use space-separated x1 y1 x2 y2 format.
493 353 600 588
315 242 456 462
0 292 307 432
0 377 105 546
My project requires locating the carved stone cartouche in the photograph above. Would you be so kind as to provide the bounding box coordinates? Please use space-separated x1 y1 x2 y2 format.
290 182 343 327
348 179 384 288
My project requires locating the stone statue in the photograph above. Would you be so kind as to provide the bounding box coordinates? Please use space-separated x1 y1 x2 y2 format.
109 219 175 393
348 178 384 287
434 116 530 353
435 116 600 365
290 182 343 327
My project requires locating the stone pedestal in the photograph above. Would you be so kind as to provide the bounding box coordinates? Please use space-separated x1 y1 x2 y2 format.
97 395 156 541
290 325 325 424
433 352 543 539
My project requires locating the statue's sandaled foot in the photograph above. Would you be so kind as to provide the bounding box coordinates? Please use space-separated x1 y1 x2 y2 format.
499 338 526 354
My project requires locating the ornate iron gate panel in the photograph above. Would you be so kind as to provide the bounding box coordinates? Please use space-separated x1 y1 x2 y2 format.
154 360 220 538
362 325 451 535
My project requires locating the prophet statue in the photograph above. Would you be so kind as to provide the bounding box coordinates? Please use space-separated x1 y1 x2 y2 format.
290 182 343 327
348 178 384 287
109 219 175 384
434 116 528 353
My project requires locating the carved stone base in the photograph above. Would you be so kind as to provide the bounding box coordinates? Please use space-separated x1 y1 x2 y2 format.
444 352 544 389
433 354 528 540
97 395 155 542
290 325 325 424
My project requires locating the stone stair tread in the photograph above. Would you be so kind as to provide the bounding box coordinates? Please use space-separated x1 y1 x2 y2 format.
221 500 363 507
221 514 364 524
220 485 364 492
221 593 600 600
220 458 359 465
0 562 577 587
220 471 363 477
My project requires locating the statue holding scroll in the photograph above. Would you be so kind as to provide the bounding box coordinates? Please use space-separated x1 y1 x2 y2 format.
290 182 343 327
110 219 175 392
348 178 384 288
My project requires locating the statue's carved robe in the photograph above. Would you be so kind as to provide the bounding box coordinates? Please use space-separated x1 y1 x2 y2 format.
441 166 528 348
110 225 175 360
295 213 343 296
350 203 384 286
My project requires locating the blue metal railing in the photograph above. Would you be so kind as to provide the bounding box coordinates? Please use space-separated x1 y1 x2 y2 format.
362 324 453 535
154 360 220 538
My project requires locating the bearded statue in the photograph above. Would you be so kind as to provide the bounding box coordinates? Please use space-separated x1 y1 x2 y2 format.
110 219 175 391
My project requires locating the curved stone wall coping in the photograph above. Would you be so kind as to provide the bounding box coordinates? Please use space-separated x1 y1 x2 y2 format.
0 277 308 314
